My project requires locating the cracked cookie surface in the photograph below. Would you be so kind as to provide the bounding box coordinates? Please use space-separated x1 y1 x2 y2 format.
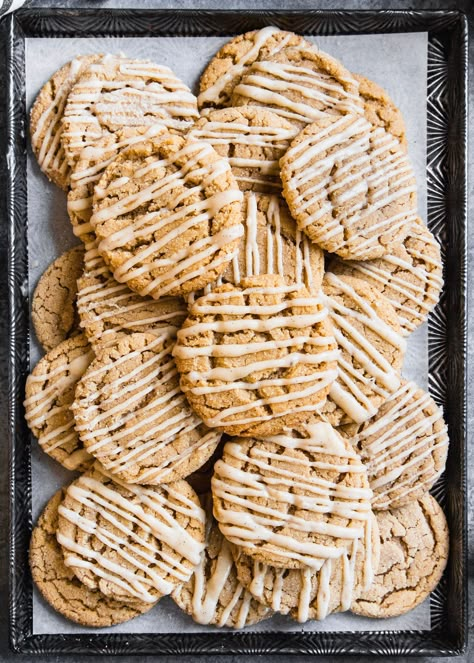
355 74 407 149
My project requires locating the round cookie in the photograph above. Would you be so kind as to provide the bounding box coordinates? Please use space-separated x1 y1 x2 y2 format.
355 73 407 149
32 245 85 352
339 380 448 510
76 241 187 351
212 422 374 570
173 274 338 437
90 131 244 299
72 332 221 485
172 502 271 629
320 272 406 426
61 54 199 167
24 334 95 472
30 54 102 190
328 217 443 335
57 463 206 604
188 106 298 192
231 45 362 128
232 511 380 622
351 494 449 618
198 27 311 110
30 489 157 626
280 114 417 260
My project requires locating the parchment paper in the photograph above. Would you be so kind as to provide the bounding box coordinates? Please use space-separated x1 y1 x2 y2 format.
25 31 430 635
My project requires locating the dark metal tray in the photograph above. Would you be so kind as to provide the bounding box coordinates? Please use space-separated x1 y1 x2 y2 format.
2 8 467 657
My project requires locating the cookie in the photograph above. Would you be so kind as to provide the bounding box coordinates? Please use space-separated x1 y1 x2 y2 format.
72 332 221 485
171 500 271 628
61 54 199 166
173 274 338 437
30 489 156 626
32 245 85 352
188 106 298 192
280 114 417 260
328 217 443 335
355 74 407 149
232 511 379 622
57 463 206 604
212 422 374 571
231 45 362 128
76 241 187 351
352 494 449 618
24 334 95 471
90 131 244 299
339 380 448 510
30 54 102 190
198 27 311 110
320 272 406 426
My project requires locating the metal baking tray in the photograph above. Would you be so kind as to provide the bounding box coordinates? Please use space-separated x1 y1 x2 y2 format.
2 8 467 656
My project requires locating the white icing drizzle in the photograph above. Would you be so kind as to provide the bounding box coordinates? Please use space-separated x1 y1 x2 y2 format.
58 468 205 603
91 139 244 299
351 380 449 508
283 115 418 257
323 272 406 424
212 422 373 571
173 282 338 429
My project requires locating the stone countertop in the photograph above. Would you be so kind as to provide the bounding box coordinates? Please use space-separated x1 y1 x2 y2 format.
0 0 471 661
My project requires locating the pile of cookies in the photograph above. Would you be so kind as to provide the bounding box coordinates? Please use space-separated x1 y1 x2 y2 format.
26 28 449 630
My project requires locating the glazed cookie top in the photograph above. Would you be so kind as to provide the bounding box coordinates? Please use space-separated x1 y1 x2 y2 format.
320 272 406 426
351 494 449 618
32 244 84 352
233 511 379 622
231 45 362 128
340 380 448 510
24 334 95 472
61 54 199 166
76 241 187 351
72 332 221 485
188 106 298 192
173 274 338 437
355 74 407 149
280 114 417 260
329 217 443 335
30 54 102 190
198 27 311 110
212 422 374 571
91 132 244 299
57 463 206 604
30 489 157 627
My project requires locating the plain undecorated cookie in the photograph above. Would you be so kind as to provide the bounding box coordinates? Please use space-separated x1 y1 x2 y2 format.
32 245 85 352
355 74 407 149
173 274 338 437
351 494 449 618
30 489 157 627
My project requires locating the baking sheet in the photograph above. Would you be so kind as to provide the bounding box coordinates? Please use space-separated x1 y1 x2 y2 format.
25 31 430 634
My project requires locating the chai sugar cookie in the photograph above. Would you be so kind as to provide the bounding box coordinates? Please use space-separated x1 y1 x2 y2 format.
212 422 374 570
280 114 417 260
61 54 198 166
32 245 84 352
320 272 406 426
231 45 362 128
355 74 407 149
198 27 311 110
57 463 206 604
352 494 449 618
328 217 443 335
339 380 448 510
188 106 298 192
30 489 157 626
173 274 338 437
24 334 94 472
90 131 244 299
30 54 102 190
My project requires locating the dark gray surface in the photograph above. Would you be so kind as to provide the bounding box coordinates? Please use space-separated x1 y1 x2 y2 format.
0 0 472 660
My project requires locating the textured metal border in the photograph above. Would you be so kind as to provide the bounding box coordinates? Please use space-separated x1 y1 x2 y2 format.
3 8 468 656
